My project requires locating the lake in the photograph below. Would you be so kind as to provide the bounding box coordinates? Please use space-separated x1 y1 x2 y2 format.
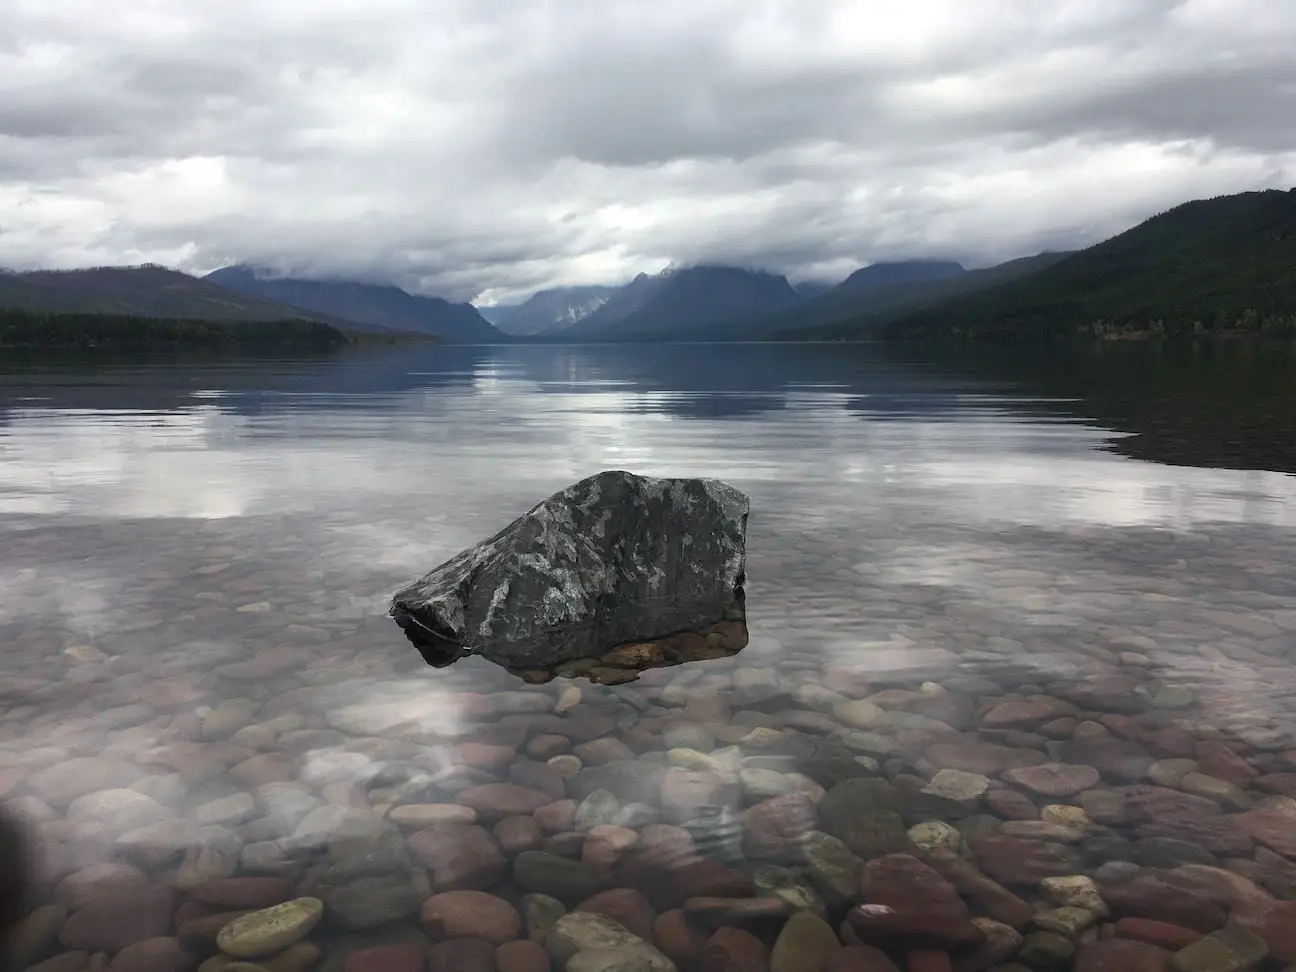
2 341 1295 972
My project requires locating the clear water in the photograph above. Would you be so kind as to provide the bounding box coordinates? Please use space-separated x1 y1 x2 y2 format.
2 342 1295 972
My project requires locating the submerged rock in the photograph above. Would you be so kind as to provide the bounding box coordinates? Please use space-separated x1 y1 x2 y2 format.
391 470 749 670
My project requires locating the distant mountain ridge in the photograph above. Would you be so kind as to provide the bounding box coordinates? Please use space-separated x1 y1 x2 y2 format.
205 266 505 343
770 253 1074 340
495 285 619 335
0 265 372 330
561 265 804 340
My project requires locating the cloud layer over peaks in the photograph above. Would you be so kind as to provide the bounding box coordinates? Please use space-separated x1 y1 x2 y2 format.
1 0 1294 302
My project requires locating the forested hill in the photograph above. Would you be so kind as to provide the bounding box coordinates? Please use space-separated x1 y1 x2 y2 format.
0 265 360 328
874 188 1296 341
0 309 352 349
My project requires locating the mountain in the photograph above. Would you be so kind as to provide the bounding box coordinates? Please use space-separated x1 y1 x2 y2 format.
871 188 1296 342
835 260 967 293
772 253 1073 340
473 304 521 325
205 266 507 343
495 285 619 336
561 265 804 340
0 265 372 329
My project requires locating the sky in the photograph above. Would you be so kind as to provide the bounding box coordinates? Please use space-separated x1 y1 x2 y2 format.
1 0 1294 305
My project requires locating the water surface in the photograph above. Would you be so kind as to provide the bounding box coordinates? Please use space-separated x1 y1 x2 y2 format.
2 342 1294 971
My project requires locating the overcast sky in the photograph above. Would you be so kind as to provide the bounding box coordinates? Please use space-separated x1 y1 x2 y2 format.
1 0 1294 304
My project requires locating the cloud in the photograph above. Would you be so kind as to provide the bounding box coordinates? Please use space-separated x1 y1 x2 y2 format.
0 0 1294 302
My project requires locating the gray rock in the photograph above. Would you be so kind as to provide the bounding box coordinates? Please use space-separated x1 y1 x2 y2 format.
390 470 749 668
321 874 426 930
799 831 864 909
513 850 603 903
817 778 910 859
575 790 621 831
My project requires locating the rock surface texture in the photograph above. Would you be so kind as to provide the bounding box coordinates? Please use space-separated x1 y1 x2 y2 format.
390 470 750 669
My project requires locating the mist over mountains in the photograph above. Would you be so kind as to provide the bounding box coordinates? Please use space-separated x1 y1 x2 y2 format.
3 188 1293 345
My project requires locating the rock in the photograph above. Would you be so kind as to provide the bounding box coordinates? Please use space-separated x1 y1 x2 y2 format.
496 815 544 854
494 939 550 972
653 910 709 969
703 927 771 972
850 854 985 950
834 701 889 730
67 789 170 832
817 779 910 859
28 758 141 807
683 896 790 924
1121 787 1253 857
522 891 567 946
1171 928 1268 972
191 878 293 911
952 918 1022 972
1101 876 1227 932
827 946 901 971
1114 918 1202 951
1033 905 1099 936
904 953 952 972
420 891 522 946
967 834 1084 887
117 818 204 869
1229 898 1296 964
754 864 828 918
391 470 749 669
1015 930 1075 970
6 903 66 971
583 825 640 879
1039 875 1108 915
54 862 150 911
1002 763 1100 797
919 770 989 813
214 898 323 959
514 851 603 903
388 804 476 829
770 912 840 971
58 884 176 953
407 823 507 891
1234 808 1296 859
567 950 658 972
177 909 251 954
1073 938 1174 971
981 701 1070 729
107 936 193 972
925 741 1047 776
800 832 865 909
576 889 656 945
456 783 552 818
1134 837 1216 870
551 912 676 971
321 873 425 930
926 856 1034 930
425 938 496 972
344 944 424 972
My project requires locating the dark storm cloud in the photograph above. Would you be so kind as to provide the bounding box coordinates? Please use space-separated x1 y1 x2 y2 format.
0 0 1293 303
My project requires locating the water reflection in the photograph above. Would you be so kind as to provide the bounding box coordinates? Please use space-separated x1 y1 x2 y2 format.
401 609 749 687
0 343 1294 972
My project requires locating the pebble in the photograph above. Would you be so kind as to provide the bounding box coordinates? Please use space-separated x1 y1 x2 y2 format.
770 912 841 972
215 898 324 958
551 913 676 972
420 890 523 945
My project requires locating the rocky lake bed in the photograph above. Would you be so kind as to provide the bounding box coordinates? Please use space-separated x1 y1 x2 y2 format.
3 509 1296 972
